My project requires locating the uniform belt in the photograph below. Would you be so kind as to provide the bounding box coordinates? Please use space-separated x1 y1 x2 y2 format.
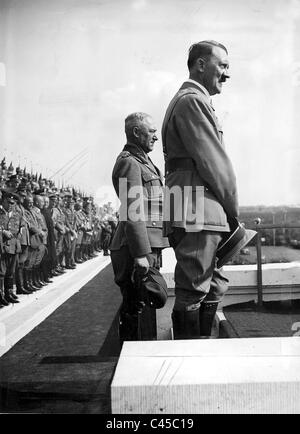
166 158 211 193
166 158 195 173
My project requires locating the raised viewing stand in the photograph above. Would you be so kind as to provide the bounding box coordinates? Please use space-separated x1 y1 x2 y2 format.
111 337 300 414
112 249 300 414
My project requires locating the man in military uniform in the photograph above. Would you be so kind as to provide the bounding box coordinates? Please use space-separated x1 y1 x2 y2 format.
49 192 66 274
74 198 86 263
0 191 22 304
23 195 44 290
162 40 237 339
101 219 112 256
32 194 48 285
41 194 56 280
110 112 169 344
14 188 32 294
82 197 94 260
63 192 77 269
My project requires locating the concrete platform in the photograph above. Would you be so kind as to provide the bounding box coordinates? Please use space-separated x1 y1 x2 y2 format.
111 337 300 414
0 254 110 357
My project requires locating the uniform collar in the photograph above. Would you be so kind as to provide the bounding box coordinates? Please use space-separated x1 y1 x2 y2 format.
185 79 211 99
123 142 160 178
123 142 149 164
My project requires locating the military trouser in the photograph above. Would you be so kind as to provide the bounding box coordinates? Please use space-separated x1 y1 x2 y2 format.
0 253 18 280
33 244 47 267
56 234 64 264
168 228 229 339
0 253 19 304
65 234 76 267
18 245 29 266
24 247 39 270
111 246 162 344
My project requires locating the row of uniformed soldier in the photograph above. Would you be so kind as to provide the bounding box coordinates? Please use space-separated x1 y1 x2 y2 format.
0 182 116 308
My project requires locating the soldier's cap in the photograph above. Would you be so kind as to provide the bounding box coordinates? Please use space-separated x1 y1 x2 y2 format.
16 188 27 198
1 189 18 203
9 174 19 181
216 218 257 268
48 191 58 199
34 188 47 196
134 267 168 309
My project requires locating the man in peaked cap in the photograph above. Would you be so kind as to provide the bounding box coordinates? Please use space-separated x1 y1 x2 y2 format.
74 198 86 263
23 194 44 291
0 190 22 304
110 112 169 344
32 194 48 286
41 193 56 281
14 188 32 295
63 192 77 269
50 191 67 274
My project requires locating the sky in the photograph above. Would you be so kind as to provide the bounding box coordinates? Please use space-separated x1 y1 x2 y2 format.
0 0 300 207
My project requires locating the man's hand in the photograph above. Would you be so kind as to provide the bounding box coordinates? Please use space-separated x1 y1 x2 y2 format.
3 230 13 239
134 256 149 276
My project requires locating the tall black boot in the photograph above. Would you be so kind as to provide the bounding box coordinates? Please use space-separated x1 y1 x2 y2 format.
36 267 47 286
16 266 32 295
32 268 42 289
75 246 83 263
41 262 53 284
27 269 40 291
0 278 10 306
119 311 140 345
172 309 200 339
23 269 35 293
4 277 20 303
82 245 88 261
199 302 218 337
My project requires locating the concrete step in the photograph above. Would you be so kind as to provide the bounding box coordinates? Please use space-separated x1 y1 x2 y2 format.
111 336 300 414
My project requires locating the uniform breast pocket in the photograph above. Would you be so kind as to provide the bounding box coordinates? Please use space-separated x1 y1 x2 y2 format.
141 172 163 197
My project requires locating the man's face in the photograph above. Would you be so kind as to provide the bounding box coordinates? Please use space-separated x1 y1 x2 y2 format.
202 47 230 96
3 198 14 212
66 197 73 208
49 196 58 208
136 116 158 154
35 196 44 209
8 179 20 189
25 197 33 210
44 197 50 208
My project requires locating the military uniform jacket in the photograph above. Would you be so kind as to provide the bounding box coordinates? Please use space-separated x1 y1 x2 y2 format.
74 210 86 231
15 204 30 246
32 206 48 245
161 81 239 234
51 206 66 239
110 142 169 258
64 207 77 234
0 206 22 254
24 208 42 249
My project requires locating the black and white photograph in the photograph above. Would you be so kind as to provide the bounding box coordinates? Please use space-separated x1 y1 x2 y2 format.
0 0 300 417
